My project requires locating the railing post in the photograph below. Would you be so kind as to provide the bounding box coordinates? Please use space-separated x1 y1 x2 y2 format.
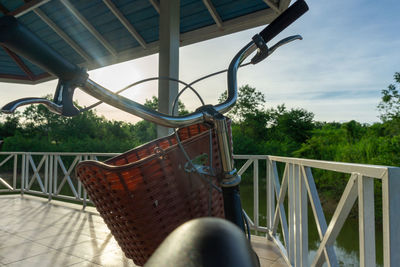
44 154 49 195
49 154 53 201
25 153 30 190
267 157 275 231
288 163 295 265
294 164 301 267
13 154 18 190
21 153 25 196
53 154 58 196
253 159 259 234
296 164 308 267
83 154 89 208
358 175 375 267
382 168 400 267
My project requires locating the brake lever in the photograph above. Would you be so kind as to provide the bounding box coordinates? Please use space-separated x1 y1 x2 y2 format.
250 34 303 64
269 35 303 54
1 70 87 117
1 80 80 116
2 97 63 114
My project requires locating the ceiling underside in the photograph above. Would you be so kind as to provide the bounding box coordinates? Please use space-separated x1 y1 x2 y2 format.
0 0 290 84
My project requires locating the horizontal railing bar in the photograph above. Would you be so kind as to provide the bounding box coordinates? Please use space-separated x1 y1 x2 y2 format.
267 156 389 179
23 190 49 197
24 190 90 203
0 189 18 193
235 154 391 179
0 189 20 192
52 194 93 203
249 225 268 232
234 155 267 160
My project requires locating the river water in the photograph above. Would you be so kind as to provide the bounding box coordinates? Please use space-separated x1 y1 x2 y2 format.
240 184 383 266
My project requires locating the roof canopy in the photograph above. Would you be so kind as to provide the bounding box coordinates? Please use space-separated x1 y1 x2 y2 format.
0 0 290 84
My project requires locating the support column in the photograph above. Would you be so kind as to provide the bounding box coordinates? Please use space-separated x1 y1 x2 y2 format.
157 0 180 137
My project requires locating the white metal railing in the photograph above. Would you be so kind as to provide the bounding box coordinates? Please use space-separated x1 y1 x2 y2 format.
234 154 400 267
1 152 399 266
0 152 118 207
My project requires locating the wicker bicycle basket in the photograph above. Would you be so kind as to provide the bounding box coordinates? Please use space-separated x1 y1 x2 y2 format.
76 123 227 265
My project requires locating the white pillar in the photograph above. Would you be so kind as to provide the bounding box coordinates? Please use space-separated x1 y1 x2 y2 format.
157 0 180 137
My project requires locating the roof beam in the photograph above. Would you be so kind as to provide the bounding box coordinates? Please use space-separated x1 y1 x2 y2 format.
81 8 277 72
0 73 31 81
60 0 117 56
33 9 93 62
0 4 278 85
102 0 147 49
202 0 223 29
0 2 39 81
263 0 281 14
1 45 35 80
8 0 51 18
0 72 51 84
149 0 160 14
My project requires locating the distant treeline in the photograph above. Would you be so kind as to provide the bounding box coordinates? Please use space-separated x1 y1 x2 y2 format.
1 83 399 167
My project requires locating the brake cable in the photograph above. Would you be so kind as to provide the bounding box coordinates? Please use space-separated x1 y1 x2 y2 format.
79 61 252 113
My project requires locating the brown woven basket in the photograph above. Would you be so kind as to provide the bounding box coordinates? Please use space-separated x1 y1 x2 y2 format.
76 123 226 266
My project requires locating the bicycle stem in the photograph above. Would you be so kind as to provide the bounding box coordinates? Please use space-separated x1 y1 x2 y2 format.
215 117 245 231
199 105 245 231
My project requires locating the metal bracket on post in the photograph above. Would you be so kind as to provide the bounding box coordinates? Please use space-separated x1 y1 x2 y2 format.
197 105 241 187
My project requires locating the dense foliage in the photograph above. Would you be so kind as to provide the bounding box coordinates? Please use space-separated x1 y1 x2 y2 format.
1 81 399 165
0 96 187 152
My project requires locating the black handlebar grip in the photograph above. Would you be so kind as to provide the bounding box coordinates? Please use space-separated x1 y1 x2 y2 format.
0 16 82 81
260 0 309 43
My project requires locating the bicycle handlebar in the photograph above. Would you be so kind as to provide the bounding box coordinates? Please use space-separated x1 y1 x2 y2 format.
80 40 255 128
260 0 308 43
0 0 308 127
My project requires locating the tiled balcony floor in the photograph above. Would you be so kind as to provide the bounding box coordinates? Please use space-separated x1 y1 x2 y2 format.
0 195 287 267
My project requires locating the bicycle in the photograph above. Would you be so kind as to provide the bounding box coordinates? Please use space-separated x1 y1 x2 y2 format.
0 1 308 266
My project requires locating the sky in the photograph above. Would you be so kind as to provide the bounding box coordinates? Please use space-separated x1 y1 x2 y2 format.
1 0 399 124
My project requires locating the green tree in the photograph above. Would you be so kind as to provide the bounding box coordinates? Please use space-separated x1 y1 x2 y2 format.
144 96 189 115
378 72 400 121
0 111 21 139
218 85 315 156
218 84 266 122
267 104 315 144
